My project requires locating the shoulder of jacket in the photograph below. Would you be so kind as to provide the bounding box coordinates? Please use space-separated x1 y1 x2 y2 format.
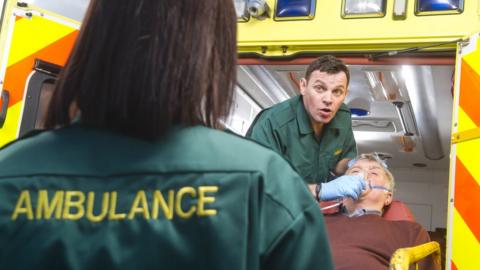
0 129 46 151
337 103 352 116
255 97 299 128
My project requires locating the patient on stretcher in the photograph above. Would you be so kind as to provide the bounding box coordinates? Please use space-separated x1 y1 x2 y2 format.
321 153 440 270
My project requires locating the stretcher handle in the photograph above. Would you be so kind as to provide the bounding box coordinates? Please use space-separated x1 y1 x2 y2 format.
389 241 441 270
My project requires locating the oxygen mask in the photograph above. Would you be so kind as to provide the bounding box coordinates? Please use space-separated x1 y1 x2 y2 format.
350 169 391 192
349 169 371 199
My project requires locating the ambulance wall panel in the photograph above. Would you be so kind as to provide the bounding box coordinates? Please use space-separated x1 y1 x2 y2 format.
392 168 449 231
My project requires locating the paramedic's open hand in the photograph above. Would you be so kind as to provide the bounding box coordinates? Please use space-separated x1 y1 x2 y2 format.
319 175 366 201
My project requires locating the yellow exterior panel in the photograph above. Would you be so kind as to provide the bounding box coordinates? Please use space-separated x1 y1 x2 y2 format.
456 137 480 187
463 39 480 76
0 1 17 71
457 107 477 133
237 0 479 55
7 15 75 67
452 209 480 270
0 102 22 147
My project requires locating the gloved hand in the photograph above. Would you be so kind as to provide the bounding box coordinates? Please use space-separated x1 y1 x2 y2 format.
319 175 366 201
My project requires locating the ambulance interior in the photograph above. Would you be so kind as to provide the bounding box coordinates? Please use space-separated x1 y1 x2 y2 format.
225 62 452 246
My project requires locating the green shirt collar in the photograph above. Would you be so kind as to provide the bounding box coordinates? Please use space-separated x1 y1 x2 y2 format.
296 96 314 135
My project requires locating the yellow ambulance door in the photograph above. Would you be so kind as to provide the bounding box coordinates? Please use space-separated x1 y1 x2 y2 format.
0 2 79 147
448 33 480 270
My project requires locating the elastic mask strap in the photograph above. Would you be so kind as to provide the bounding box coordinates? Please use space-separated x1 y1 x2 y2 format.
369 185 391 192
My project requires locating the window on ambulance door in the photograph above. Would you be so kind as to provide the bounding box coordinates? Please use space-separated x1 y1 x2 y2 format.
35 79 55 129
18 60 61 137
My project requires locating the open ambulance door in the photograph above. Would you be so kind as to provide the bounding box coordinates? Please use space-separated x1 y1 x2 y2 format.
231 1 480 269
0 2 79 147
447 33 480 270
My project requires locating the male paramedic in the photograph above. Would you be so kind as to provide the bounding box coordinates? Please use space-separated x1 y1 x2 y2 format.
246 55 361 194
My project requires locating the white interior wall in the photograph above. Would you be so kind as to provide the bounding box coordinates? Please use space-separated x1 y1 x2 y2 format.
225 87 261 135
391 168 449 231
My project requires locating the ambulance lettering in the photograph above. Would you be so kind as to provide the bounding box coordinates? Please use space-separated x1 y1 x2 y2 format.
11 186 219 221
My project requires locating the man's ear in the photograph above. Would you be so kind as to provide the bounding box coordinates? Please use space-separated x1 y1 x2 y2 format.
339 88 348 104
384 192 393 206
299 78 307 95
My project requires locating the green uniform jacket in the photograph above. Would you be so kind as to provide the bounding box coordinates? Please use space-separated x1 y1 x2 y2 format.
246 96 357 184
0 125 334 270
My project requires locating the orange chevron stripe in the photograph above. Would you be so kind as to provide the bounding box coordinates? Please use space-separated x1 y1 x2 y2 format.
454 158 480 242
451 261 457 270
3 31 78 108
459 59 480 127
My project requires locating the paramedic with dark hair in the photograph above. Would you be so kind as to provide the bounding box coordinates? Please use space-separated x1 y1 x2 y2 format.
246 55 364 198
0 1 334 270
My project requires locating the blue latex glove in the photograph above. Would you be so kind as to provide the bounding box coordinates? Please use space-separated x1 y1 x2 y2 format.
319 175 366 201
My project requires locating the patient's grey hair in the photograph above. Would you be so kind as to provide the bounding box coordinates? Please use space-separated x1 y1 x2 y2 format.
349 153 395 191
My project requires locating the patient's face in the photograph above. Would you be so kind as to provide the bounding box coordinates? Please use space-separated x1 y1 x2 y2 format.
347 159 389 188
343 159 392 212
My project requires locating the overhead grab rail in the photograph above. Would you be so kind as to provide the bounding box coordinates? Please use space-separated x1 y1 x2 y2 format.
368 38 465 60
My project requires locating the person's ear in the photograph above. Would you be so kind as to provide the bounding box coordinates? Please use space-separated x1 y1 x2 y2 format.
384 192 393 206
299 78 307 95
69 101 80 121
339 88 348 103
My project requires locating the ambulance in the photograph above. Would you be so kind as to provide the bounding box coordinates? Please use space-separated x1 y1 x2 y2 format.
0 0 479 269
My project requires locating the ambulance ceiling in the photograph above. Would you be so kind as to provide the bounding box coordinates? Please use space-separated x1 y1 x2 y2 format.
229 64 454 170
